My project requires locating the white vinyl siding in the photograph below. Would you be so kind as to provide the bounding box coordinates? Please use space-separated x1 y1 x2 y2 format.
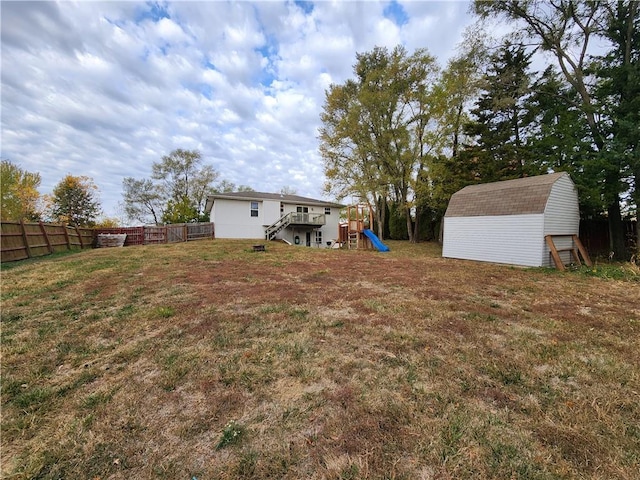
443 214 545 267
442 173 581 268
544 176 580 235
541 176 580 267
212 199 265 239
279 203 341 247
262 200 281 225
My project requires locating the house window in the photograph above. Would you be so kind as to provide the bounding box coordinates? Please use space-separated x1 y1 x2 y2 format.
250 201 259 217
315 230 322 244
296 206 309 213
324 207 331 215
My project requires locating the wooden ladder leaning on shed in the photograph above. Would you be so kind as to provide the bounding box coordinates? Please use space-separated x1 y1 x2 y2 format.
545 235 592 271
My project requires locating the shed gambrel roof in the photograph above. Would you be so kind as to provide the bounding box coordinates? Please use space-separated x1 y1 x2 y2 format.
444 172 569 217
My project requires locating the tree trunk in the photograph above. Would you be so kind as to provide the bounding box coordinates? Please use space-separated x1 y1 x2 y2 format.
635 169 640 258
452 103 463 158
375 195 387 240
405 206 414 243
608 195 627 260
373 208 383 240
556 53 629 259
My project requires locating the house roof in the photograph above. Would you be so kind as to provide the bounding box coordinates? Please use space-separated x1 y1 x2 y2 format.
204 191 344 215
444 172 570 217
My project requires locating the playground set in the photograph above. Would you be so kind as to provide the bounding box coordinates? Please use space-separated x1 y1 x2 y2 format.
338 205 390 252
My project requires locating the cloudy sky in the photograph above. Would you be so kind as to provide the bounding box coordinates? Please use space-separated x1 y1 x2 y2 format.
1 0 476 220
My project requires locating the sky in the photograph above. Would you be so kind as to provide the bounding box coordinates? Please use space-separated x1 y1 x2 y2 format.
1 0 477 221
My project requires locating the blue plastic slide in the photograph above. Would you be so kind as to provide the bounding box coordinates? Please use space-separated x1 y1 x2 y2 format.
363 229 390 252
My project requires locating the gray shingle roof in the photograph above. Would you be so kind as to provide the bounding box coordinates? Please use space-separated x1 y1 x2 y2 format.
206 191 344 212
444 172 569 217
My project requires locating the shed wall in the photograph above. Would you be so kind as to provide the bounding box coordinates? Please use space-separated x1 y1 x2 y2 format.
443 214 545 267
544 175 580 235
541 176 580 267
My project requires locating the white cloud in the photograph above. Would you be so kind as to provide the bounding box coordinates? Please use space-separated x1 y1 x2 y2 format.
1 0 476 219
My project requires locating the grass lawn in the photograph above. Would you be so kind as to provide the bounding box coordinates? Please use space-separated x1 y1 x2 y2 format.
1 239 639 479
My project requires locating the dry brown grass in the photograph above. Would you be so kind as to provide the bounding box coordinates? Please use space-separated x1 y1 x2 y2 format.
1 240 639 479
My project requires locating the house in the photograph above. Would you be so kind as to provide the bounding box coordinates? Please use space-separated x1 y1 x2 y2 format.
204 192 344 247
442 172 582 267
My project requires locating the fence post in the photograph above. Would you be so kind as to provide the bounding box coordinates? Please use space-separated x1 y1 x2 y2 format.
20 219 33 259
39 221 53 254
184 224 188 242
76 225 84 248
62 223 71 250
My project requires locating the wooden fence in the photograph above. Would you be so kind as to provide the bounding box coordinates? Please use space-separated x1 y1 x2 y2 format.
95 223 214 246
1 221 95 263
580 219 637 256
1 222 215 263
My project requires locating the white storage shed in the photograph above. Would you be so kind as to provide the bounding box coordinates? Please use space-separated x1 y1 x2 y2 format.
442 172 581 267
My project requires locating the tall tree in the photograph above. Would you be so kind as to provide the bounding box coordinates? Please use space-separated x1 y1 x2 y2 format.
123 149 220 224
474 0 627 256
422 31 488 232
320 45 440 242
152 149 219 222
122 177 163 225
48 175 101 227
215 181 255 193
440 25 489 160
0 160 42 221
526 66 602 215
593 0 640 255
463 42 540 181
321 77 389 239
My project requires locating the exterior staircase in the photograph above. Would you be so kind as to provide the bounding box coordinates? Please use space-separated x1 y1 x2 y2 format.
265 212 327 241
265 214 292 240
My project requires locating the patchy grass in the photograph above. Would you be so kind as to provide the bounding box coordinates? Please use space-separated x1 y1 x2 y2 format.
1 239 639 479
575 261 640 282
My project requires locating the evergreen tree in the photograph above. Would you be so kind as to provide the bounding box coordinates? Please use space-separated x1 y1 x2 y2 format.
526 67 602 216
463 42 540 182
593 1 640 254
473 0 629 258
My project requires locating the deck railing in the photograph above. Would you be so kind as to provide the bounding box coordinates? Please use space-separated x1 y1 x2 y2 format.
265 213 326 240
288 212 325 225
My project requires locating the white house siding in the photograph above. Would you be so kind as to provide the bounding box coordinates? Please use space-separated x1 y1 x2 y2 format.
211 199 266 239
541 175 580 267
209 193 343 246
276 203 341 247
263 200 281 225
323 207 340 242
443 214 545 267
